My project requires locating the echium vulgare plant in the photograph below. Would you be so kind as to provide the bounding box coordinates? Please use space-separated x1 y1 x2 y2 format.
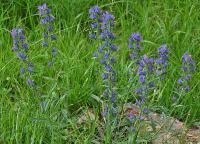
89 6 118 142
155 44 169 80
38 3 57 66
128 54 155 143
175 53 195 101
128 33 142 85
128 33 142 61
11 28 34 86
154 44 169 99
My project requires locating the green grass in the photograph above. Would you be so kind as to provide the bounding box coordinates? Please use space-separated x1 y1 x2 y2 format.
0 0 200 143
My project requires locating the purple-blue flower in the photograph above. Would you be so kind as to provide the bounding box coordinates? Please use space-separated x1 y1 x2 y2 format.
110 96 116 103
139 75 145 83
51 34 57 40
89 6 101 20
41 41 48 47
110 44 117 51
177 79 183 84
105 65 112 72
12 45 18 51
131 33 141 41
38 3 48 16
28 67 33 73
149 81 155 87
142 108 149 114
40 19 47 25
185 86 190 92
135 88 143 94
20 67 25 74
17 52 27 60
130 52 137 59
101 73 108 79
20 35 26 40
111 57 116 63
100 58 106 64
27 78 35 86
104 53 110 59
11 28 18 38
22 43 29 50
102 11 115 23
91 22 98 29
89 6 100 13
46 25 54 31
45 15 54 22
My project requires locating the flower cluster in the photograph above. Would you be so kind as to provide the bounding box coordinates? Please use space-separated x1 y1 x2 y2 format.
155 44 169 79
38 3 57 66
135 54 154 109
88 6 101 39
128 33 142 60
11 28 34 86
89 6 118 117
128 54 155 136
127 33 143 84
177 53 195 93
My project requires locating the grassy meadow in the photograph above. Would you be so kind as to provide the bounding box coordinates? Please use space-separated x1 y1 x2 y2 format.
0 0 200 143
